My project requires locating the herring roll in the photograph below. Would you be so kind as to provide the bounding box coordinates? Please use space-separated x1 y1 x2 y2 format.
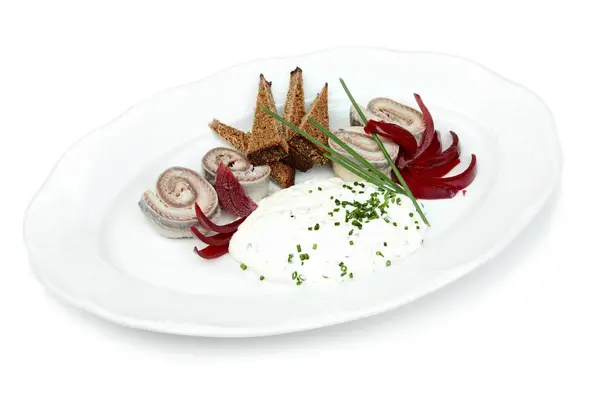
202 147 271 201
329 127 400 182
350 97 425 141
139 167 219 238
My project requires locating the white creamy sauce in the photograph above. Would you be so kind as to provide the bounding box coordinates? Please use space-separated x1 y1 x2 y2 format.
229 178 426 286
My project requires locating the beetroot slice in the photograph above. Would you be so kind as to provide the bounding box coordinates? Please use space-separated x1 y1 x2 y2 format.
417 155 478 191
411 94 436 160
407 157 461 178
364 119 418 156
420 130 442 158
412 131 461 167
405 180 459 199
194 244 229 259
194 203 246 234
190 226 234 246
215 162 258 217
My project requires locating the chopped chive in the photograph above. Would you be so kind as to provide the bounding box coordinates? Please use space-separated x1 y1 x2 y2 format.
384 242 388 247
330 196 334 200
313 244 318 250
349 240 354 246
404 226 409 230
260 275 265 281
292 271 298 279
314 223 320 230
409 212 414 217
386 260 391 267
348 229 354 236
240 263 247 271
417 226 421 230
376 251 384 257
333 208 340 212
393 222 398 227
318 187 322 191
328 212 334 217
308 190 313 193
287 254 293 263
296 244 301 252
334 222 340 226
349 273 354 279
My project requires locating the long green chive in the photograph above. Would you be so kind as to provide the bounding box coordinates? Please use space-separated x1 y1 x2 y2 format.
339 78 429 226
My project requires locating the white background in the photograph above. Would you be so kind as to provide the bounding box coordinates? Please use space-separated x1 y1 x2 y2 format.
1 1 598 399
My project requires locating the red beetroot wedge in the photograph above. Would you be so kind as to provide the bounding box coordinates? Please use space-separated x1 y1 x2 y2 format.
194 203 246 234
190 226 234 247
194 244 229 259
214 162 258 217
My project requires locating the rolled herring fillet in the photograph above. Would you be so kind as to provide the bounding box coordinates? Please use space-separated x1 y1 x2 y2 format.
328 127 400 182
138 167 219 238
350 97 425 141
202 147 270 201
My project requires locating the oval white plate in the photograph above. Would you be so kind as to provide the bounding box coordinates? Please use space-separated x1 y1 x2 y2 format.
24 48 562 337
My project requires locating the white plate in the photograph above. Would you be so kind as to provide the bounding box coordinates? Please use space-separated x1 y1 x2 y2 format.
24 48 562 337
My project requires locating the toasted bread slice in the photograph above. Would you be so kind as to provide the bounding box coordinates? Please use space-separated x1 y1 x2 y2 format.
268 161 295 188
282 67 306 142
246 74 289 165
282 67 314 171
286 148 313 172
208 119 248 152
295 83 329 165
